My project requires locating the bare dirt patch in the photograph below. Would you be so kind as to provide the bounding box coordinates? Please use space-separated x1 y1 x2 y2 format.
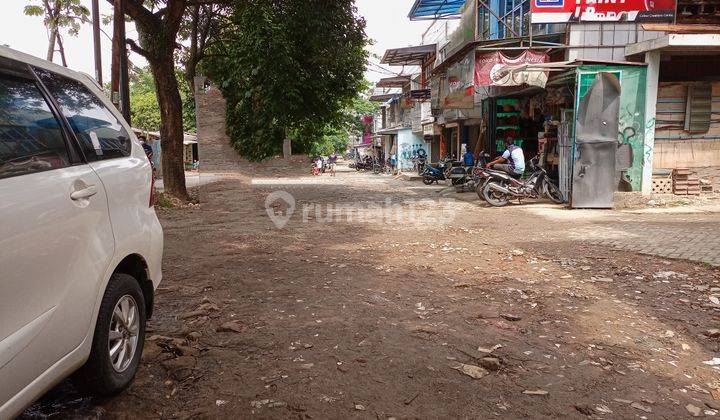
23 162 720 419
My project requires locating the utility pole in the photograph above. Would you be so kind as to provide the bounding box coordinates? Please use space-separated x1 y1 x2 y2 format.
92 0 102 85
92 0 102 86
114 0 131 124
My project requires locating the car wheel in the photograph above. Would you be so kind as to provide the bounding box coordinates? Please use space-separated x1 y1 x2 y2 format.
73 273 146 396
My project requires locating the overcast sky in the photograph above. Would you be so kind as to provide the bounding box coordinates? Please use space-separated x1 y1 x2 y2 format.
0 0 434 84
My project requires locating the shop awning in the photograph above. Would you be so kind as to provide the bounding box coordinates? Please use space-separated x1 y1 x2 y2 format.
375 127 402 135
183 133 198 145
431 33 566 76
408 0 465 20
381 44 436 65
376 76 412 88
368 93 396 102
409 89 431 100
492 59 645 89
625 33 720 56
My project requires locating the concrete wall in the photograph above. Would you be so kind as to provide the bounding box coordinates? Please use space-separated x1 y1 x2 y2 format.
566 23 664 62
193 76 244 173
397 128 425 171
654 140 720 168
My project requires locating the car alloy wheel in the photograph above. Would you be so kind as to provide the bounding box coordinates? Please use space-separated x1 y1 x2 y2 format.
108 295 140 373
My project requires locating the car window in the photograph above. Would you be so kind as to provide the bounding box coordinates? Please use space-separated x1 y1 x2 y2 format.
0 75 70 179
34 68 131 161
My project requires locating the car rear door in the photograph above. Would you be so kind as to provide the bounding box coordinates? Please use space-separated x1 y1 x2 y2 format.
0 58 114 405
35 68 156 274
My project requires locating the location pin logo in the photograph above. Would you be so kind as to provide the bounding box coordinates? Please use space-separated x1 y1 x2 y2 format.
265 191 295 229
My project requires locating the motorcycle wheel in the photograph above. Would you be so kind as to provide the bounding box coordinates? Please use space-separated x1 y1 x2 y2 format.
482 182 510 207
543 180 564 204
422 176 434 185
451 177 466 186
475 180 487 201
373 164 381 174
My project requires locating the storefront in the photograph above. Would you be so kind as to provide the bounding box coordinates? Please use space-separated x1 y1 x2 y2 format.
626 33 720 195
421 122 438 163
483 83 575 196
478 59 648 207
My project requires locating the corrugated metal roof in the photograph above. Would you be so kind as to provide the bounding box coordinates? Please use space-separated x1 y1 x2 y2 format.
376 76 412 88
408 0 466 20
380 44 436 65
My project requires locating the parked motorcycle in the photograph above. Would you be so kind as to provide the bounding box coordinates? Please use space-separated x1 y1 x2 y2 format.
310 155 327 173
480 157 564 207
421 158 450 185
350 155 373 171
372 157 386 174
447 152 491 188
445 160 470 185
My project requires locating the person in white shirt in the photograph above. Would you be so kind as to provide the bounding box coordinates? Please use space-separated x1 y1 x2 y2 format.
486 137 525 177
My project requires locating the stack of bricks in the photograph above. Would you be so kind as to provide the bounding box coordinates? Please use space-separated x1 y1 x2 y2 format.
673 168 701 195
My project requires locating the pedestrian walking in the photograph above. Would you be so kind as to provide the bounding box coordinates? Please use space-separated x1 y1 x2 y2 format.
328 152 338 177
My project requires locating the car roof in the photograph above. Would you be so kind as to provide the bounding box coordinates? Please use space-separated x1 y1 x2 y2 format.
0 45 99 88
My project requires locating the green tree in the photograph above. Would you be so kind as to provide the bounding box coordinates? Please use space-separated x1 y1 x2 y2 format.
205 0 368 161
304 94 375 156
130 67 196 134
178 3 230 94
117 0 190 201
23 0 90 66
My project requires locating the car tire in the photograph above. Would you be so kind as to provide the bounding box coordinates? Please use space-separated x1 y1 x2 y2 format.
72 273 147 396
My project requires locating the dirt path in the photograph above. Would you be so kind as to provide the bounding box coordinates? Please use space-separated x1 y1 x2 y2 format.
23 162 720 419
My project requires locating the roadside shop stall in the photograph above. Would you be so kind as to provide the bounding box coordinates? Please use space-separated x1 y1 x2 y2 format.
474 54 648 207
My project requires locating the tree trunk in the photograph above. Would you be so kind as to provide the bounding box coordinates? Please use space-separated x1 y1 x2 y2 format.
46 28 57 62
185 4 200 95
45 0 57 62
151 54 189 201
57 34 68 67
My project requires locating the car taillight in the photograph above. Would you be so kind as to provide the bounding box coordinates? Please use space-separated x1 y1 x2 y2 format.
149 170 156 207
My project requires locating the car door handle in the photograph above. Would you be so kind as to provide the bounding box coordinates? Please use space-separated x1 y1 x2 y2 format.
70 185 98 200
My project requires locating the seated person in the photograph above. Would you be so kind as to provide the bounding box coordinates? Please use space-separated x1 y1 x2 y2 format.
462 148 474 167
486 137 525 178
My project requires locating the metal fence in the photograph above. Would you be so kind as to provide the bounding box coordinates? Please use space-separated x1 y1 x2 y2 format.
557 119 573 203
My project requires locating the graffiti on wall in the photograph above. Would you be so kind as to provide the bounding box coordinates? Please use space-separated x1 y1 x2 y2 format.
397 129 427 171
643 117 656 166
577 67 648 191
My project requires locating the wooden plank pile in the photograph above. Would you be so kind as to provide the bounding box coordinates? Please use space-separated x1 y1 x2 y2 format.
673 168 701 195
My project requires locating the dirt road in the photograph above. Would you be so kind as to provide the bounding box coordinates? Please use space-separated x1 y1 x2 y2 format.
24 161 720 419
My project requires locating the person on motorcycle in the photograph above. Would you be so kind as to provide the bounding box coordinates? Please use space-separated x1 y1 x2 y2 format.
486 137 525 178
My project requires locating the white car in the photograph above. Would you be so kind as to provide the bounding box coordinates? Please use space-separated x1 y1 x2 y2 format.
0 46 163 417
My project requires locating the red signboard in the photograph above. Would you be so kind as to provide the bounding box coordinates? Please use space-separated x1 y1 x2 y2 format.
531 0 676 23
